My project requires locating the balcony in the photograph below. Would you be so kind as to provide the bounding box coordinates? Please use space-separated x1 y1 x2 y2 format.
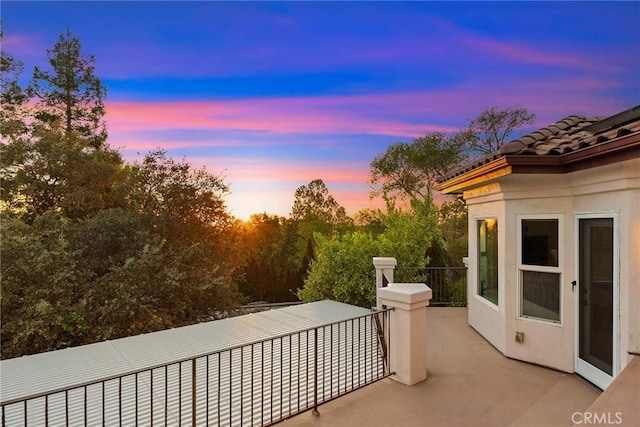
287 307 603 427
3 259 638 426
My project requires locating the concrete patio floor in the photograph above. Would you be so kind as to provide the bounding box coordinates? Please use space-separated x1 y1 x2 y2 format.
284 307 602 427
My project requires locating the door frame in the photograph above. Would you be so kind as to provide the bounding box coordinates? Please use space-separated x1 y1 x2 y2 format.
574 212 620 390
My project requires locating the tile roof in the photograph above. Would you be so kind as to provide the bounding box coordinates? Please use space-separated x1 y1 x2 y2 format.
438 105 640 184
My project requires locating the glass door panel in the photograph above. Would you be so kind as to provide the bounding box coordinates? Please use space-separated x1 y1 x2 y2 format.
578 218 614 379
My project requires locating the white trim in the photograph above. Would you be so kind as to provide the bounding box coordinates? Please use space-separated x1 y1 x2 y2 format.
474 294 500 311
516 215 564 325
475 217 500 309
573 212 620 390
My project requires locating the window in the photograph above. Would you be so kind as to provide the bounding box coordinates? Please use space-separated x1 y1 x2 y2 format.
520 218 561 323
478 219 498 305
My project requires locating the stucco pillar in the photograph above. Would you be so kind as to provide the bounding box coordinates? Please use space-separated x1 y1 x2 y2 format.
377 283 432 386
373 257 397 310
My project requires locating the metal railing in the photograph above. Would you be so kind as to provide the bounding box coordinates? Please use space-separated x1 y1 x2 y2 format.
1 308 392 427
395 267 467 307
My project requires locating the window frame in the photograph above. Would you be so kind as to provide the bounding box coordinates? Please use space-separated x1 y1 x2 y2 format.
517 214 563 325
476 217 499 307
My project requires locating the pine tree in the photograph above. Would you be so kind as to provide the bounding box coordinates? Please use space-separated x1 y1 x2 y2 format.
29 29 107 148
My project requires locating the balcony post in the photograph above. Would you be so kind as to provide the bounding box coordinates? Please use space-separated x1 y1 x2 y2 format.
377 283 432 385
373 257 397 310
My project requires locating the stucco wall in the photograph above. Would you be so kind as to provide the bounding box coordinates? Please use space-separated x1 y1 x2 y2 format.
462 158 640 376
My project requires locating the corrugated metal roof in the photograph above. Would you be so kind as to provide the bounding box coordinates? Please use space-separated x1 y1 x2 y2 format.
1 301 382 426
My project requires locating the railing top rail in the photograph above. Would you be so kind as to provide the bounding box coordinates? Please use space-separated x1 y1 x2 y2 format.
0 307 392 407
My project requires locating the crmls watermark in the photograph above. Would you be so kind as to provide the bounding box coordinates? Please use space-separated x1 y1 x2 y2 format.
571 411 623 425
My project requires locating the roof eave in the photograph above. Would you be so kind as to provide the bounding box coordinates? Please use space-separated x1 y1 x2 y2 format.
435 131 640 195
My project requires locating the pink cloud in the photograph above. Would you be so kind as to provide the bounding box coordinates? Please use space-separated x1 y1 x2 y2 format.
1 33 46 62
106 74 630 155
105 96 459 140
459 35 622 73
177 156 371 186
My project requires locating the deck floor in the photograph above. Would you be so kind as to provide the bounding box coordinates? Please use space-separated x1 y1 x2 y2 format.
285 307 602 427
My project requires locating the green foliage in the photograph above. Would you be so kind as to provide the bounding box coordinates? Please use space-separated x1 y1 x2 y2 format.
370 133 465 203
237 214 303 302
0 31 29 142
298 232 380 308
453 105 535 159
0 213 93 357
354 208 385 236
298 198 441 308
437 198 468 267
1 32 239 359
291 179 353 232
1 126 125 220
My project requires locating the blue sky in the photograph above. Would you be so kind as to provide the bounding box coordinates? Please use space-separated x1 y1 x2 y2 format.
3 1 639 218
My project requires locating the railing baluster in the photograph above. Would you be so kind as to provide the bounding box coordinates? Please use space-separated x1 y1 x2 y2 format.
297 333 300 413
330 324 334 397
217 353 221 427
84 385 88 427
288 334 292 417
269 339 274 423
260 341 264 427
358 317 362 386
229 350 232 426
240 347 244 426
150 370 154 427
312 327 318 415
119 377 122 426
206 355 210 427
279 336 283 420
250 345 254 426
164 365 168 427
191 358 196 427
135 373 138 427
65 389 69 427
260 341 264 425
102 380 105 426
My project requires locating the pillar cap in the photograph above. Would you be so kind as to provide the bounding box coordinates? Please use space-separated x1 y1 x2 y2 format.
378 283 432 305
373 257 397 268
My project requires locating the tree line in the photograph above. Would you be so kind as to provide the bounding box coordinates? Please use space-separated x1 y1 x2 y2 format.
0 30 534 359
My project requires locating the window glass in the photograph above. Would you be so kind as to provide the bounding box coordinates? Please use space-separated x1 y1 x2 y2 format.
521 271 560 322
478 219 498 305
522 219 558 267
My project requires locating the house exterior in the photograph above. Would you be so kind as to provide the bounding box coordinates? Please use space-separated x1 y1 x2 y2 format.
435 105 640 390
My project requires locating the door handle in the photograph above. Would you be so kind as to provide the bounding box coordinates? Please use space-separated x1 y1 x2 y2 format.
572 280 577 292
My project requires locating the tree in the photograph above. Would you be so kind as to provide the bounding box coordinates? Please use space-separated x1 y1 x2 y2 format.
298 199 440 308
0 31 29 143
370 133 465 203
131 149 231 233
0 125 125 220
454 106 535 159
1 31 243 359
29 29 107 148
354 208 385 236
437 198 468 267
2 30 121 220
291 179 352 228
0 212 94 357
237 214 303 302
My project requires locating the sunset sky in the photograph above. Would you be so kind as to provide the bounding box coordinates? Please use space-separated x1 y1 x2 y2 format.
3 1 639 219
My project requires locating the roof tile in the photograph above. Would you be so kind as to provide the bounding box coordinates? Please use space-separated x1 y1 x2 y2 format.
438 105 640 184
